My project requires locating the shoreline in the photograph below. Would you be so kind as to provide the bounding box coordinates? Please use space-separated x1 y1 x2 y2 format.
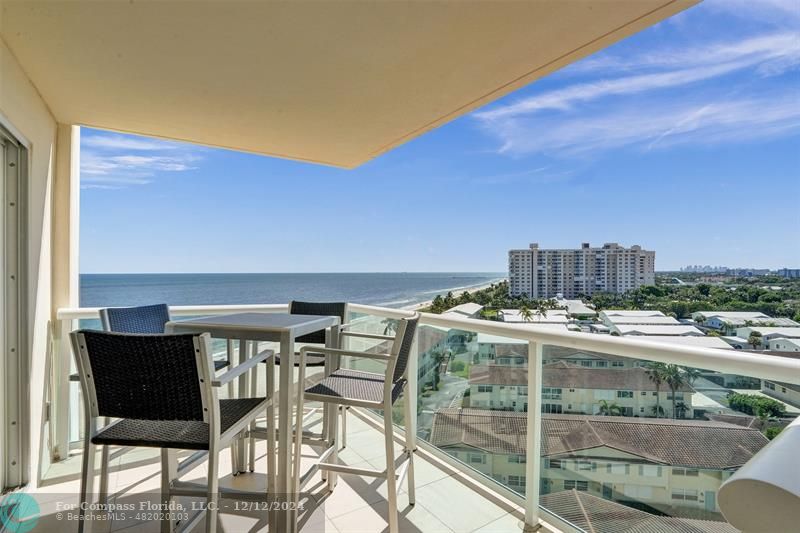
403 278 506 311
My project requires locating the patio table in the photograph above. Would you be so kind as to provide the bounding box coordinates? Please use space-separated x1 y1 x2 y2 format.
166 311 340 533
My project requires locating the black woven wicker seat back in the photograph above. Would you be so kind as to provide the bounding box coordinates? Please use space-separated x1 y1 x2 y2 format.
79 330 205 421
274 301 346 367
100 303 171 333
77 330 265 450
392 315 419 382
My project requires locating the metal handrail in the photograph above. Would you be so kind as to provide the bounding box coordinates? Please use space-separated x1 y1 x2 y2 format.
57 302 800 383
352 303 800 384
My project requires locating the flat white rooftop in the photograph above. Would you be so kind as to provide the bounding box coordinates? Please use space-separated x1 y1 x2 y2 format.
614 325 705 336
600 310 667 318
638 336 734 350
605 316 681 325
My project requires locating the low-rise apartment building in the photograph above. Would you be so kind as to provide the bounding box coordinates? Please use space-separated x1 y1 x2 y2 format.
692 311 799 335
761 380 800 408
508 242 655 298
603 315 682 327
735 326 800 343
764 337 800 352
475 333 528 366
469 363 693 417
612 324 705 337
431 409 768 518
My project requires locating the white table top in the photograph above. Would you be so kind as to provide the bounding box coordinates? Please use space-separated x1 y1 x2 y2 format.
166 312 339 340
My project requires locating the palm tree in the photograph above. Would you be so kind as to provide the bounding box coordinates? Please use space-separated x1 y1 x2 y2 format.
683 367 701 388
382 318 397 335
662 364 686 419
675 401 688 419
598 399 622 416
519 304 534 322
650 405 666 417
645 362 667 418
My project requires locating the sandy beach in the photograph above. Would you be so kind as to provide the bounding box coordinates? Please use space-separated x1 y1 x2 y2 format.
404 278 506 311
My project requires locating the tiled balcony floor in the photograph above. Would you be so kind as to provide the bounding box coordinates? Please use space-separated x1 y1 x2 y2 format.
26 412 539 533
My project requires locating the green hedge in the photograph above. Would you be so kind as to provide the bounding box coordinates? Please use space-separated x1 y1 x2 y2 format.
727 392 786 418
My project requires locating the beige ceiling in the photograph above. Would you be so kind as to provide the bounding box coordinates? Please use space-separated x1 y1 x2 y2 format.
0 0 697 168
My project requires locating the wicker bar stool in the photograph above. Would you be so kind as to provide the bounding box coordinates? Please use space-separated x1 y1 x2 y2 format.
70 330 274 533
296 313 420 533
248 301 351 472
83 304 241 499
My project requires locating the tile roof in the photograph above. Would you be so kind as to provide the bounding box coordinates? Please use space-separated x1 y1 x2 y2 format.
704 413 759 429
540 490 738 533
543 345 630 362
468 364 693 392
430 409 767 469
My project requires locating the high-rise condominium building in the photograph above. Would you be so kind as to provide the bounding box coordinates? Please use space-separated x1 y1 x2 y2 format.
508 242 655 298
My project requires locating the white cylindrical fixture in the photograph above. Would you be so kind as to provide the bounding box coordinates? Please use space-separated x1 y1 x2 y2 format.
719 415 800 532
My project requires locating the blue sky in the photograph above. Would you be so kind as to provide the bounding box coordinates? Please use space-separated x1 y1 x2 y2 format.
80 0 800 274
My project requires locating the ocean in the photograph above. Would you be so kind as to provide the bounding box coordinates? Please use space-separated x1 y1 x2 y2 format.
79 272 505 309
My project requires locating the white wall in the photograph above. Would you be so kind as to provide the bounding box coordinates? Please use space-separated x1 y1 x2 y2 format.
1 34 59 487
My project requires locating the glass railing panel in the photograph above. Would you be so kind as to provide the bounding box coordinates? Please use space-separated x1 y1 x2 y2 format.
536 343 788 529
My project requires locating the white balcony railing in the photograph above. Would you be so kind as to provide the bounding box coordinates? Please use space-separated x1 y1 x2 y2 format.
51 302 800 532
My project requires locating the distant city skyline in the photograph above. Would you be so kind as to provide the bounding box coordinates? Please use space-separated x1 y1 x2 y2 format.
80 0 800 273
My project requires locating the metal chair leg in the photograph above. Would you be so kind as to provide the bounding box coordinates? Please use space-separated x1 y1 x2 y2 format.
227 340 238 475
99 445 110 507
160 449 178 533
403 395 416 506
340 405 347 449
249 347 258 472
383 404 399 533
205 448 220 533
78 425 96 533
327 403 339 492
266 356 277 496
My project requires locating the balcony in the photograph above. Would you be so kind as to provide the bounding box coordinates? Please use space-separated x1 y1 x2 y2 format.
29 302 800 532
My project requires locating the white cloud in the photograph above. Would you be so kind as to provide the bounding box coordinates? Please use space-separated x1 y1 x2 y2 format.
476 33 800 122
81 132 200 188
564 32 799 77
82 134 180 151
706 0 800 26
487 91 800 157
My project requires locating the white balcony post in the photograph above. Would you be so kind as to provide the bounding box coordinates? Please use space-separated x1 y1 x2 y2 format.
523 340 543 531
50 318 73 461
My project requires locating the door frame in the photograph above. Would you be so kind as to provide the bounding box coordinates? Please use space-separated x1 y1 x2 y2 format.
1 121 30 490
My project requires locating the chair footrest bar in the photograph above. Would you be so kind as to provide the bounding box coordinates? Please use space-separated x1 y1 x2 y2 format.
247 427 324 442
299 445 337 490
177 450 208 475
396 452 411 487
108 446 134 462
176 509 205 533
317 462 387 478
169 480 270 501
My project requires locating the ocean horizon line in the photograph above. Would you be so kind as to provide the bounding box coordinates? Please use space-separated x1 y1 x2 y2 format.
80 271 507 277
